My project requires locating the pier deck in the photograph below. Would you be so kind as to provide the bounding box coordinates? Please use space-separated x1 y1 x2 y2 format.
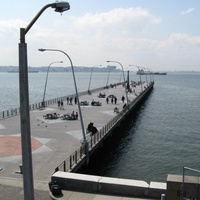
0 82 157 199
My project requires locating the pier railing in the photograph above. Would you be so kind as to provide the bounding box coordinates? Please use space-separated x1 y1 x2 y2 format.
55 82 154 173
0 86 107 120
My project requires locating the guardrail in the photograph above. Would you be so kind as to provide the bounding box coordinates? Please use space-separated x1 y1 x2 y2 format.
0 85 109 120
55 82 154 173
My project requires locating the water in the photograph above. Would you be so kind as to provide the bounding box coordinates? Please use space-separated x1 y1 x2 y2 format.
90 72 200 183
1 71 200 183
0 72 122 111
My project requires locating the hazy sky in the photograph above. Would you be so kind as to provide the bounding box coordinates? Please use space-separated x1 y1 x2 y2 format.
1 0 200 71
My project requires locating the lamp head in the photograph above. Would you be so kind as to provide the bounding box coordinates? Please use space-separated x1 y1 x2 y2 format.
106 61 110 63
38 48 46 52
52 2 70 13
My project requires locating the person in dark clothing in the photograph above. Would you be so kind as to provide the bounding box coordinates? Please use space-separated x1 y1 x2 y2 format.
60 100 63 110
106 97 109 104
114 96 117 104
57 100 60 109
87 122 98 135
87 122 93 132
74 96 77 104
91 126 98 135
121 95 125 103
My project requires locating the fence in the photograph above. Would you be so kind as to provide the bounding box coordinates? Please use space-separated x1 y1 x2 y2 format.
0 86 105 120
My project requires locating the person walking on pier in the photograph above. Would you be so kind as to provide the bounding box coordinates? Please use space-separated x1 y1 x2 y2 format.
69 97 73 105
106 97 109 104
75 111 78 119
121 95 125 103
60 100 64 110
114 96 117 104
74 96 77 104
57 100 60 109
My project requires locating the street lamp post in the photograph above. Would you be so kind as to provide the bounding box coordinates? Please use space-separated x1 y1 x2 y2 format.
18 2 70 200
88 65 102 94
42 61 63 108
107 61 129 105
129 65 143 93
106 67 111 88
38 48 88 154
146 68 152 83
142 67 148 86
148 68 154 83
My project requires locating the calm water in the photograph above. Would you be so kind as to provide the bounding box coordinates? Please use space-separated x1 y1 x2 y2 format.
1 71 200 183
91 72 200 183
0 72 122 111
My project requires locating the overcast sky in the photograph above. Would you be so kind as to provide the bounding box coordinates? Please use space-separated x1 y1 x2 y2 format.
1 0 200 71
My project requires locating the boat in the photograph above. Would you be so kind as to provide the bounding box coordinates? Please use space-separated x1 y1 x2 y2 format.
137 69 167 75
153 72 167 75
7 69 39 73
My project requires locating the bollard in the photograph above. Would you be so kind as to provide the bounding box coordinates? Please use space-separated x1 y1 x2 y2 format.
161 194 165 200
19 164 23 174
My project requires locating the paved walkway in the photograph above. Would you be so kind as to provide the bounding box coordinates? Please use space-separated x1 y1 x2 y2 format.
0 83 152 199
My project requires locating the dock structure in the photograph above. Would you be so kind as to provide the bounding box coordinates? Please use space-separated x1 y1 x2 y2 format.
0 81 166 199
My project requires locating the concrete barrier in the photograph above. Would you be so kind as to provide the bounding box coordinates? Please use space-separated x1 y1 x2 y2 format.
51 171 166 198
51 171 101 193
149 182 167 198
98 176 149 197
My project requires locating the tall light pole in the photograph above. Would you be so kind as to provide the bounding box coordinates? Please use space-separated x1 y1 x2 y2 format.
142 67 148 86
129 65 143 93
107 60 129 105
88 65 102 94
106 67 111 88
18 2 70 200
42 61 63 108
146 68 153 83
38 48 88 155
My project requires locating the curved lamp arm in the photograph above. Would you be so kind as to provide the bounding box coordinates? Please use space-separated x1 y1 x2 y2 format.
39 48 87 148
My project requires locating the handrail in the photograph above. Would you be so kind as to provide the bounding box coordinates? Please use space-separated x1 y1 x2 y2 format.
0 85 111 120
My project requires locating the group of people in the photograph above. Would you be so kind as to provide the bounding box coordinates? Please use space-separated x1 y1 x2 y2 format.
70 111 78 120
66 96 75 105
106 95 117 104
57 100 64 110
57 96 78 109
98 92 106 98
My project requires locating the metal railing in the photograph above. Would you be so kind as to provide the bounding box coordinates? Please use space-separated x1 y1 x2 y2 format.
0 86 107 120
181 166 200 200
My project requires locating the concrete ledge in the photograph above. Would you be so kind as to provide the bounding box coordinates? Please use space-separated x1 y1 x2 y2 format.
52 172 166 198
98 176 149 197
149 182 166 198
52 171 101 193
